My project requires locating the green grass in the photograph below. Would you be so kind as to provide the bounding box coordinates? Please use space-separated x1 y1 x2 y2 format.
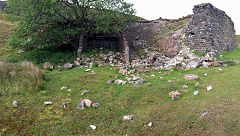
1 64 240 135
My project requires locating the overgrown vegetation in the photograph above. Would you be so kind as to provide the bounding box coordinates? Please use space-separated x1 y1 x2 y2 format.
7 0 136 57
0 61 43 95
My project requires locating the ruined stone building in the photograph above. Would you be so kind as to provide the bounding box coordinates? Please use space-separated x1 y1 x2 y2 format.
78 3 236 63
185 3 236 55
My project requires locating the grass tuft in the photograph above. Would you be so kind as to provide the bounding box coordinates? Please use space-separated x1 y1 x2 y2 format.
0 61 43 95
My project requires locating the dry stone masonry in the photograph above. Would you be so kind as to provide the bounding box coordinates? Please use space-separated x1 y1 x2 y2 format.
185 3 236 55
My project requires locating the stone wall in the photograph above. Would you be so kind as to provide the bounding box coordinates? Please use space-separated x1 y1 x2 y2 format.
185 3 236 55
0 1 7 11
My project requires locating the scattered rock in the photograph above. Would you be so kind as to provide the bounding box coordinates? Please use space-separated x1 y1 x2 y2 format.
77 99 85 110
18 49 25 54
147 122 153 127
184 74 199 81
151 74 156 77
84 99 93 107
204 73 208 77
43 62 54 69
122 81 128 85
92 103 100 108
195 82 200 86
186 61 199 69
169 91 181 100
12 100 18 108
106 80 114 84
90 125 97 130
147 83 152 86
193 91 199 96
67 89 72 92
207 85 213 91
82 90 90 95
122 115 134 121
61 86 67 90
200 111 209 118
86 69 91 72
168 80 173 83
62 104 67 108
63 63 73 70
115 79 123 85
182 85 188 88
219 68 223 71
44 101 53 105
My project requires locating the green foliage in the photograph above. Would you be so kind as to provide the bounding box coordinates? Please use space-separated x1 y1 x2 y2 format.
7 0 136 50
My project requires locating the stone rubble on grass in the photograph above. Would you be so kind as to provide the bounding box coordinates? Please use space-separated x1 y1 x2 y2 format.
85 69 91 72
186 61 199 69
67 89 72 92
82 90 90 95
44 101 53 105
151 74 156 77
12 100 18 108
77 100 85 110
193 91 199 96
168 80 173 83
18 49 25 54
200 111 209 118
63 63 73 70
92 103 100 108
77 99 100 109
84 99 93 107
106 80 114 84
122 115 134 121
219 68 223 71
122 81 128 85
61 86 67 90
147 122 153 127
169 91 181 100
184 74 199 81
182 85 188 88
115 79 124 85
207 85 213 91
90 125 96 130
195 82 200 86
43 62 54 70
204 73 208 77
62 104 67 108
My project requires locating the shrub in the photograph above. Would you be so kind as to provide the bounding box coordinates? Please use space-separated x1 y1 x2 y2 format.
0 61 43 95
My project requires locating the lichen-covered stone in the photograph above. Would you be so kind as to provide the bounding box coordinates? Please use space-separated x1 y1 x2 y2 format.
185 3 236 55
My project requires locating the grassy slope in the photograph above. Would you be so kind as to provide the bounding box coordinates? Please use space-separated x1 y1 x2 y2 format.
1 12 240 135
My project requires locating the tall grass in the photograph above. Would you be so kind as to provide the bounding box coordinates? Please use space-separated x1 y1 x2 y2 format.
0 61 43 95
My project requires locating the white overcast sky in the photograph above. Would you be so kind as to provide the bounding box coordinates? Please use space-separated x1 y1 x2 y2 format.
125 0 240 34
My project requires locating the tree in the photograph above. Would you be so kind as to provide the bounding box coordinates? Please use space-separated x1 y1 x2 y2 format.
8 0 136 57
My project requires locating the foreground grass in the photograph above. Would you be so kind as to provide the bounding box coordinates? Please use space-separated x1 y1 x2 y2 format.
1 64 240 135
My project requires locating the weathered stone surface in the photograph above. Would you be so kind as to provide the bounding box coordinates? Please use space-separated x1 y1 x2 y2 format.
12 101 18 108
184 74 199 80
158 36 179 58
169 91 181 100
122 115 134 121
185 3 236 55
43 62 54 69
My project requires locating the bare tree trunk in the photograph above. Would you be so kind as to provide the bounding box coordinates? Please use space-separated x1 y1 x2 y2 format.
77 34 84 58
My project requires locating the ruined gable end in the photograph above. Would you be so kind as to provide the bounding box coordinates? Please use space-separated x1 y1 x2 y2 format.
185 3 236 55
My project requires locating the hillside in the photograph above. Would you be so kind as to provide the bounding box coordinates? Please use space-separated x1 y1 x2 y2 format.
1 12 240 136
